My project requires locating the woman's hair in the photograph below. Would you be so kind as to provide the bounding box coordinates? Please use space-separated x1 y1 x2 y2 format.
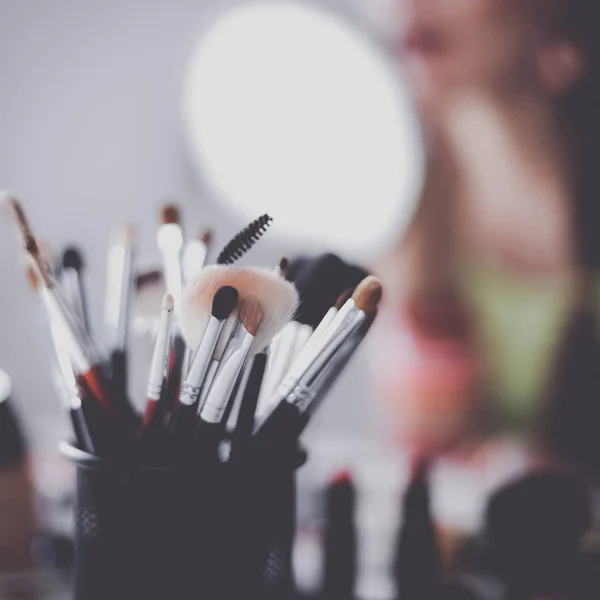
539 0 600 481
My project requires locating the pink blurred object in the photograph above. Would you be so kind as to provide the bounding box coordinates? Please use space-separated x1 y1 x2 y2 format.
368 291 481 455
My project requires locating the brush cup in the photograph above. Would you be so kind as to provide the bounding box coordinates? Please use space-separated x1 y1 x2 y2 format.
61 442 302 600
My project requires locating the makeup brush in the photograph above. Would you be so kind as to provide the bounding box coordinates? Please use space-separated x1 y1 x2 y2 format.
26 264 96 453
322 470 357 600
104 225 136 400
254 277 382 445
216 214 273 265
183 228 212 284
181 265 298 358
61 247 92 335
181 232 213 379
169 286 238 443
157 203 184 307
142 294 175 431
196 296 263 461
287 254 368 328
29 242 113 411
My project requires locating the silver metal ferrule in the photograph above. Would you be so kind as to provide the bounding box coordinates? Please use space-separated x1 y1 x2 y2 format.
146 303 174 400
272 310 365 416
179 382 202 407
200 331 252 424
180 316 223 407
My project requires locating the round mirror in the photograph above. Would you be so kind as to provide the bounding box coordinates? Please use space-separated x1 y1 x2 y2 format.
182 1 423 260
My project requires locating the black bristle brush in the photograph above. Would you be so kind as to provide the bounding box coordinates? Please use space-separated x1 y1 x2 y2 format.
216 214 273 265
287 254 369 328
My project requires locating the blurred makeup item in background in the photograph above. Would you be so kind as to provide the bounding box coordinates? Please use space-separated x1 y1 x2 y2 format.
322 470 357 600
393 455 442 600
0 370 35 572
368 287 481 456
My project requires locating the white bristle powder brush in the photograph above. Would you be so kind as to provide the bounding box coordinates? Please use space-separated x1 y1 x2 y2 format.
180 265 299 358
183 229 212 285
157 204 184 308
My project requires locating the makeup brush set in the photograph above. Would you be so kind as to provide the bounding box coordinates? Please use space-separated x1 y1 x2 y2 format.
3 195 382 600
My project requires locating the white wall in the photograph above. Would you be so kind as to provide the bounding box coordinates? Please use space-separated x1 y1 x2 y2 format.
0 0 380 451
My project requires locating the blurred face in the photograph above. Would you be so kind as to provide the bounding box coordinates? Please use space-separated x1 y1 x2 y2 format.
396 0 549 98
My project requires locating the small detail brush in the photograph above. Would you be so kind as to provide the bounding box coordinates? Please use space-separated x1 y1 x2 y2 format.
142 294 175 430
104 225 136 400
196 296 263 461
169 286 238 444
216 214 273 265
61 247 92 335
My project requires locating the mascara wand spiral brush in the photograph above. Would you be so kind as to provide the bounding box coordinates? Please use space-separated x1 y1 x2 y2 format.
216 214 273 265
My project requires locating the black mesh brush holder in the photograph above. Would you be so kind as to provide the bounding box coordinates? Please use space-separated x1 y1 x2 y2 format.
61 442 300 600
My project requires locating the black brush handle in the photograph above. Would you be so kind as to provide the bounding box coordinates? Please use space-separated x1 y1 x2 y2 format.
0 399 26 470
168 402 197 462
195 419 225 462
69 405 95 455
253 400 308 452
110 349 127 399
231 353 267 461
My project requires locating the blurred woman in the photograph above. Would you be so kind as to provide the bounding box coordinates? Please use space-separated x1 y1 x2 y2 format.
368 0 600 479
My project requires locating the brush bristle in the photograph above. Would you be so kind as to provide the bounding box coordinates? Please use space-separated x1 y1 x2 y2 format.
62 246 84 271
353 276 383 313
181 265 298 355
216 214 273 265
26 265 41 292
161 204 181 225
239 296 263 337
212 286 238 321
279 257 289 277
162 293 175 312
200 229 213 246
